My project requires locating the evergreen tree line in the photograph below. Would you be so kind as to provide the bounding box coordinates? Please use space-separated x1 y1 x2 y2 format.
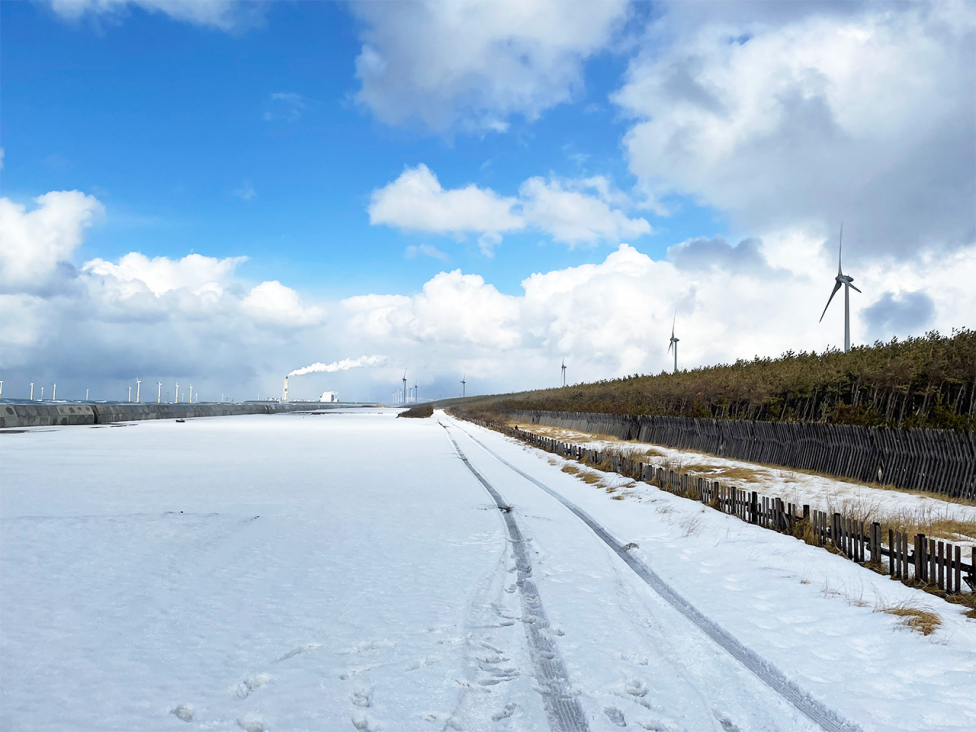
457 329 976 430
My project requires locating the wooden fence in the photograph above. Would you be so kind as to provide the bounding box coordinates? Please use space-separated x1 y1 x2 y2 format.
504 409 976 500
466 417 976 600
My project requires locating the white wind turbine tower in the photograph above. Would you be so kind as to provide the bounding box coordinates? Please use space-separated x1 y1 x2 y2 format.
414 380 418 403
174 383 180 404
461 374 466 398
136 379 141 403
188 384 193 404
561 359 567 387
667 311 679 373
401 371 407 404
820 224 861 353
52 384 57 401
127 385 131 402
157 381 163 403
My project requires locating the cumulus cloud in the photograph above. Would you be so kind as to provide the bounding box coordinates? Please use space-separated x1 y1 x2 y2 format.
369 164 522 235
0 190 327 399
863 291 936 340
4 188 973 402
241 280 325 327
349 0 631 132
0 190 104 293
369 165 651 252
44 0 261 30
614 0 976 257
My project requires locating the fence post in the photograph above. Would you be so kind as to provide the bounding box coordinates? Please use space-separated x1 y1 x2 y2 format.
915 534 926 582
750 492 758 524
871 522 881 565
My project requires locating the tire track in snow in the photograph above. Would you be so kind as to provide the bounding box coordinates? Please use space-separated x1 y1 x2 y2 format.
441 424 590 732
450 419 862 732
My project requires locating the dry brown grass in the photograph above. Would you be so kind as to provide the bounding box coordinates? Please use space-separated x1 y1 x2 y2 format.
561 464 580 475
875 599 942 636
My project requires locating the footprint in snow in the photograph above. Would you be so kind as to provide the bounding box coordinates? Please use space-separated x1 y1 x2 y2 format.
492 703 517 721
352 713 382 731
626 679 648 697
352 687 372 708
604 706 627 727
409 656 440 670
275 643 320 663
235 673 271 699
171 704 193 722
238 713 268 732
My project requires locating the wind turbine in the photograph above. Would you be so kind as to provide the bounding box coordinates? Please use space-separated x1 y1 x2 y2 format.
157 382 163 403
175 383 180 404
414 380 418 403
0 381 3 399
667 311 679 373
188 384 193 404
461 374 466 398
402 371 407 404
820 224 861 353
52 384 57 401
136 379 141 403
85 388 89 401
561 359 567 387
30 383 34 401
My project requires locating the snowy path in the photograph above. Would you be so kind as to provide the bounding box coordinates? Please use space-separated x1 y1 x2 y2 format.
1 410 974 731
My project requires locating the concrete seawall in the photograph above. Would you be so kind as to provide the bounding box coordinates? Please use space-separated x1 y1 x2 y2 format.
0 402 339 429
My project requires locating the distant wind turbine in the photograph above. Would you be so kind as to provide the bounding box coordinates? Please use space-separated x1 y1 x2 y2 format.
561 359 567 387
667 311 679 373
136 379 141 403
414 380 418 403
30 382 34 401
461 374 466 398
402 370 407 404
175 383 180 404
52 384 57 401
819 224 862 353
157 381 163 403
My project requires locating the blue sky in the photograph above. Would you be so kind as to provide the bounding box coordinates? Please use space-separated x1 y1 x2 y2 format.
3 1 723 298
1 0 973 402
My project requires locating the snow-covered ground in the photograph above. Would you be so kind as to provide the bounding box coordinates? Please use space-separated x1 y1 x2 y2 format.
1 410 974 731
515 423 976 547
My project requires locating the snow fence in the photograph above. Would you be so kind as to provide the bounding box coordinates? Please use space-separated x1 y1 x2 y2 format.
504 409 976 501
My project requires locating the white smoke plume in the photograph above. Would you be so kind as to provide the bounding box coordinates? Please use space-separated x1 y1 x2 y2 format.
288 355 387 377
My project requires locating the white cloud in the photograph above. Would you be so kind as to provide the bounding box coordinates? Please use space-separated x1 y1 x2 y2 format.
241 281 325 327
369 165 651 252
82 252 245 298
264 92 305 122
45 0 259 30
519 176 652 245
350 0 631 132
404 244 449 261
614 1 976 256
5 188 972 402
369 164 522 235
0 190 104 293
233 180 257 202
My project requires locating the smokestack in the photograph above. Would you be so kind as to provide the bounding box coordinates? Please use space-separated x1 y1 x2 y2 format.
283 376 289 402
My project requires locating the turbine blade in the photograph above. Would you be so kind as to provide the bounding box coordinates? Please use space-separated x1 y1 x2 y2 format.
848 282 862 294
820 280 842 321
667 341 673 354
838 223 844 275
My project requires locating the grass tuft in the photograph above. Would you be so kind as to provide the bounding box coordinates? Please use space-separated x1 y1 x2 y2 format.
875 600 942 636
